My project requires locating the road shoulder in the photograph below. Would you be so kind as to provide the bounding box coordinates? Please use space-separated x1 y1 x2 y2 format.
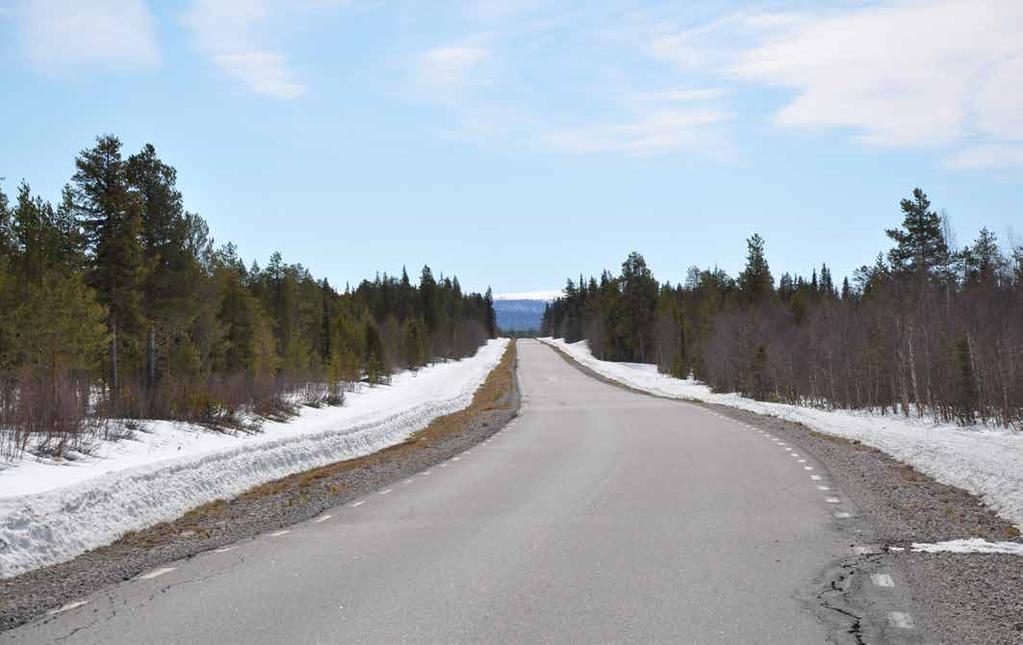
546 341 1022 645
0 341 520 633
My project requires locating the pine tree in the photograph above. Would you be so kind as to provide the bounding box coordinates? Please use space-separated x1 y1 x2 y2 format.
886 188 950 280
73 135 146 393
737 233 774 304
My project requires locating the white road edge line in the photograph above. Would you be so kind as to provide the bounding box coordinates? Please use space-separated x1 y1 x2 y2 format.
47 600 87 615
138 567 177 580
213 546 235 553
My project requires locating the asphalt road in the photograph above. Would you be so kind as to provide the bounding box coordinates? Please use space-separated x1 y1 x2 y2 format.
5 340 873 643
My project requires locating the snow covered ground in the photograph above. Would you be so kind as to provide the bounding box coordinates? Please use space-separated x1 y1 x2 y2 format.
539 338 1023 532
0 339 508 579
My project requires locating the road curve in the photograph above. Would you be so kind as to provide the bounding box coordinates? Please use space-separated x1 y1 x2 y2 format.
5 340 855 643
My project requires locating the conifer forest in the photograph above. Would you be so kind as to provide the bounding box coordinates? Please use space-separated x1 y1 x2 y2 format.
0 136 497 457
542 189 1023 429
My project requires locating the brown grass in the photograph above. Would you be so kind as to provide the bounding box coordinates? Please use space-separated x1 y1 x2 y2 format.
238 339 518 500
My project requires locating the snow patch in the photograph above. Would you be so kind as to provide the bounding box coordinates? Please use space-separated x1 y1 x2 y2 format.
538 337 1023 531
0 339 508 579
911 538 1023 555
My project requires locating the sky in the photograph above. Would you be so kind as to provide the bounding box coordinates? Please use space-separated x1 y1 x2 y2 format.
0 0 1021 297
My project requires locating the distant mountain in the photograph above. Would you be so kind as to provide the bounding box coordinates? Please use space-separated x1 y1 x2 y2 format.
493 292 558 332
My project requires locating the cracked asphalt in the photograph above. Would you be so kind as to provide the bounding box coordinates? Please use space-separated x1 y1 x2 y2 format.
3 340 936 643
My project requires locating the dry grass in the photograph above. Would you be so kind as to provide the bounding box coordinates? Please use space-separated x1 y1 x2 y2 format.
238 339 517 500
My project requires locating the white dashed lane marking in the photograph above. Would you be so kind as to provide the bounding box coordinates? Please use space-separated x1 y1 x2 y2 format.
834 511 852 519
871 573 895 587
810 475 822 480
47 601 87 615
214 546 235 553
271 530 290 537
825 497 841 504
817 486 831 491
314 514 332 523
350 500 365 507
137 567 177 580
889 611 915 629
378 489 393 495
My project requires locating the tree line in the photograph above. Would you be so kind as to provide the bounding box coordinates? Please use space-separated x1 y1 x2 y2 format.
0 135 497 457
542 189 1023 428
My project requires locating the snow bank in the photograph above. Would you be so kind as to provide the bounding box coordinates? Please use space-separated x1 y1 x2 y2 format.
539 338 1023 531
911 538 1023 555
0 339 508 578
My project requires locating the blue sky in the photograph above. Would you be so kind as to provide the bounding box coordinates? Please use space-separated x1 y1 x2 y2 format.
1 1 1021 296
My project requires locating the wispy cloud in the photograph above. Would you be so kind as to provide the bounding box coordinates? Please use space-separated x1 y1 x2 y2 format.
652 1 1023 167
21 0 159 72
416 46 491 90
543 106 731 156
185 0 315 99
945 144 1023 170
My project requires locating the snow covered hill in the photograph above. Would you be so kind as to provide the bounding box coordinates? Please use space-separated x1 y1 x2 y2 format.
493 292 558 332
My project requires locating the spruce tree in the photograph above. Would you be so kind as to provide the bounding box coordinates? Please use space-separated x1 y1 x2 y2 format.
962 228 1005 287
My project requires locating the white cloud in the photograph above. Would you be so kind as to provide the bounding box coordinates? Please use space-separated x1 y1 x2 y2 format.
185 0 311 99
945 144 1023 170
417 46 491 90
21 0 159 71
542 107 731 156
652 1 1023 166
634 87 727 103
212 52 305 100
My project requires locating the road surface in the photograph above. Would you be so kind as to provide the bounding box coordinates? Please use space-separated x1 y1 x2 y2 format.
5 340 865 643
